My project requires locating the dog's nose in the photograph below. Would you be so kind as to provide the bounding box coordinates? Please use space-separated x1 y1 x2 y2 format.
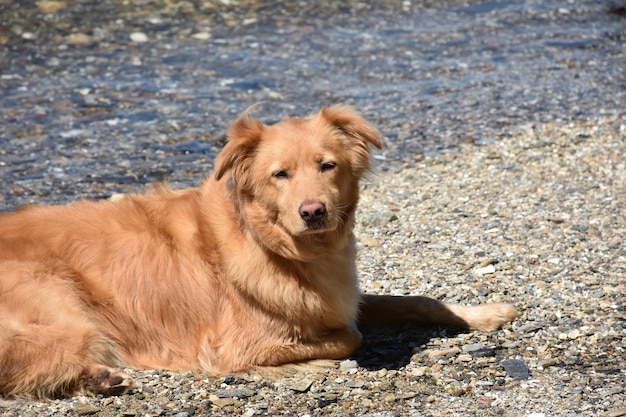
299 200 326 222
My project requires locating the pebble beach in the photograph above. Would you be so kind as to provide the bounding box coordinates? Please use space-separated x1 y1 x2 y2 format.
2 116 624 416
1 0 625 415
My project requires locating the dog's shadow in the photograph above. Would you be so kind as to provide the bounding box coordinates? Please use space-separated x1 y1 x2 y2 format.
352 326 464 371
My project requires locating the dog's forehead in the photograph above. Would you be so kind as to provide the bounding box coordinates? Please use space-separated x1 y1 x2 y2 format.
263 117 342 152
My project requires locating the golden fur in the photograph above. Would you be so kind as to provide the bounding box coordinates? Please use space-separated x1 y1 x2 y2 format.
0 106 518 398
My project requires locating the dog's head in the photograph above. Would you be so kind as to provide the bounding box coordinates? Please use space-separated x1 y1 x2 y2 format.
214 106 382 260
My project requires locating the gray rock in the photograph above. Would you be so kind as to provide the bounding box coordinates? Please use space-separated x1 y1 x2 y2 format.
74 403 100 416
287 378 314 393
500 359 530 380
462 342 485 353
339 359 359 371
212 388 256 398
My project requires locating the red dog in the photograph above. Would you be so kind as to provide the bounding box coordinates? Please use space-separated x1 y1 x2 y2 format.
0 106 518 398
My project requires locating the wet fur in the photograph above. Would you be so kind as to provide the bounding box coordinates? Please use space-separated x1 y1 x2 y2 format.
0 106 518 398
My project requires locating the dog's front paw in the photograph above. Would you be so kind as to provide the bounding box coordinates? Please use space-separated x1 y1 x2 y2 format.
470 303 519 331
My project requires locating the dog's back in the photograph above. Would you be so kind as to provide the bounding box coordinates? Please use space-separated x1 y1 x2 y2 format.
0 188 227 396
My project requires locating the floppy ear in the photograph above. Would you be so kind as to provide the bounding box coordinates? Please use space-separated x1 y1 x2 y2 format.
319 106 382 172
214 112 264 183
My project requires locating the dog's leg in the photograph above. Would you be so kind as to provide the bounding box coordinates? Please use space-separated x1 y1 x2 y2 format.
81 365 133 396
358 294 518 332
0 262 132 398
250 326 363 368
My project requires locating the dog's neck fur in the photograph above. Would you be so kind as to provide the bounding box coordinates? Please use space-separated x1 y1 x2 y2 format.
200 175 362 333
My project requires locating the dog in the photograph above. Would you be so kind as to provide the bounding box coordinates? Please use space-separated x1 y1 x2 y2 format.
0 106 518 398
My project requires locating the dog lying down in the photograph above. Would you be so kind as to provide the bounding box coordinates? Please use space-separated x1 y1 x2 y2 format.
0 106 518 398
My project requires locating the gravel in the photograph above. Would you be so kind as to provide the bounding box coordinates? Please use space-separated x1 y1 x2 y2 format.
1 116 625 417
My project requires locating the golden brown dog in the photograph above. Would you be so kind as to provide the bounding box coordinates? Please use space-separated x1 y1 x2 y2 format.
0 106 518 398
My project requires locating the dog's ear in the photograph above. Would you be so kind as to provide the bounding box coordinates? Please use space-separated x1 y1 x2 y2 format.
319 106 382 172
214 112 264 182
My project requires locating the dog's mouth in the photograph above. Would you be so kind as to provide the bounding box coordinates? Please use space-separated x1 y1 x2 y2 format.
301 220 329 234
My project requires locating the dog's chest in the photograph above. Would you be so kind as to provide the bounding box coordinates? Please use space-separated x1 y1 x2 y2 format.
225 245 360 329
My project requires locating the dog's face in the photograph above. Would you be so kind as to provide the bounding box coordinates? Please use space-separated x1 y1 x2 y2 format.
214 106 381 257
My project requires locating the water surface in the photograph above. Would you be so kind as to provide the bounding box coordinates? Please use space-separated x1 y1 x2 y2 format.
0 0 624 208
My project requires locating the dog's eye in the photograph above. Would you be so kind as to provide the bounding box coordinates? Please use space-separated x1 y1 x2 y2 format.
320 162 336 172
273 170 289 179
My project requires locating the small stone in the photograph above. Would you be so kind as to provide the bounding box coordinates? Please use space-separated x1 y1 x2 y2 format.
359 236 379 247
411 366 431 377
470 347 497 358
361 398 374 407
602 408 626 417
208 395 240 408
288 378 314 392
462 342 485 353
427 347 460 358
182 406 198 415
212 388 256 398
426 243 447 251
242 409 255 417
444 382 465 397
538 357 560 368
191 32 211 40
130 32 149 43
38 1 67 13
345 380 365 389
362 211 398 227
66 33 95 46
74 403 100 416
475 264 496 275
500 359 529 380
567 329 581 339
399 391 418 400
339 359 358 370
477 396 495 405
222 374 237 384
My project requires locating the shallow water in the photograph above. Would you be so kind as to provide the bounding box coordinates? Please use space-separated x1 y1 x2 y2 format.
0 0 624 209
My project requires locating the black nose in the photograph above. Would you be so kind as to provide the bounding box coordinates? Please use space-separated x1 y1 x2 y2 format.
299 200 327 222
